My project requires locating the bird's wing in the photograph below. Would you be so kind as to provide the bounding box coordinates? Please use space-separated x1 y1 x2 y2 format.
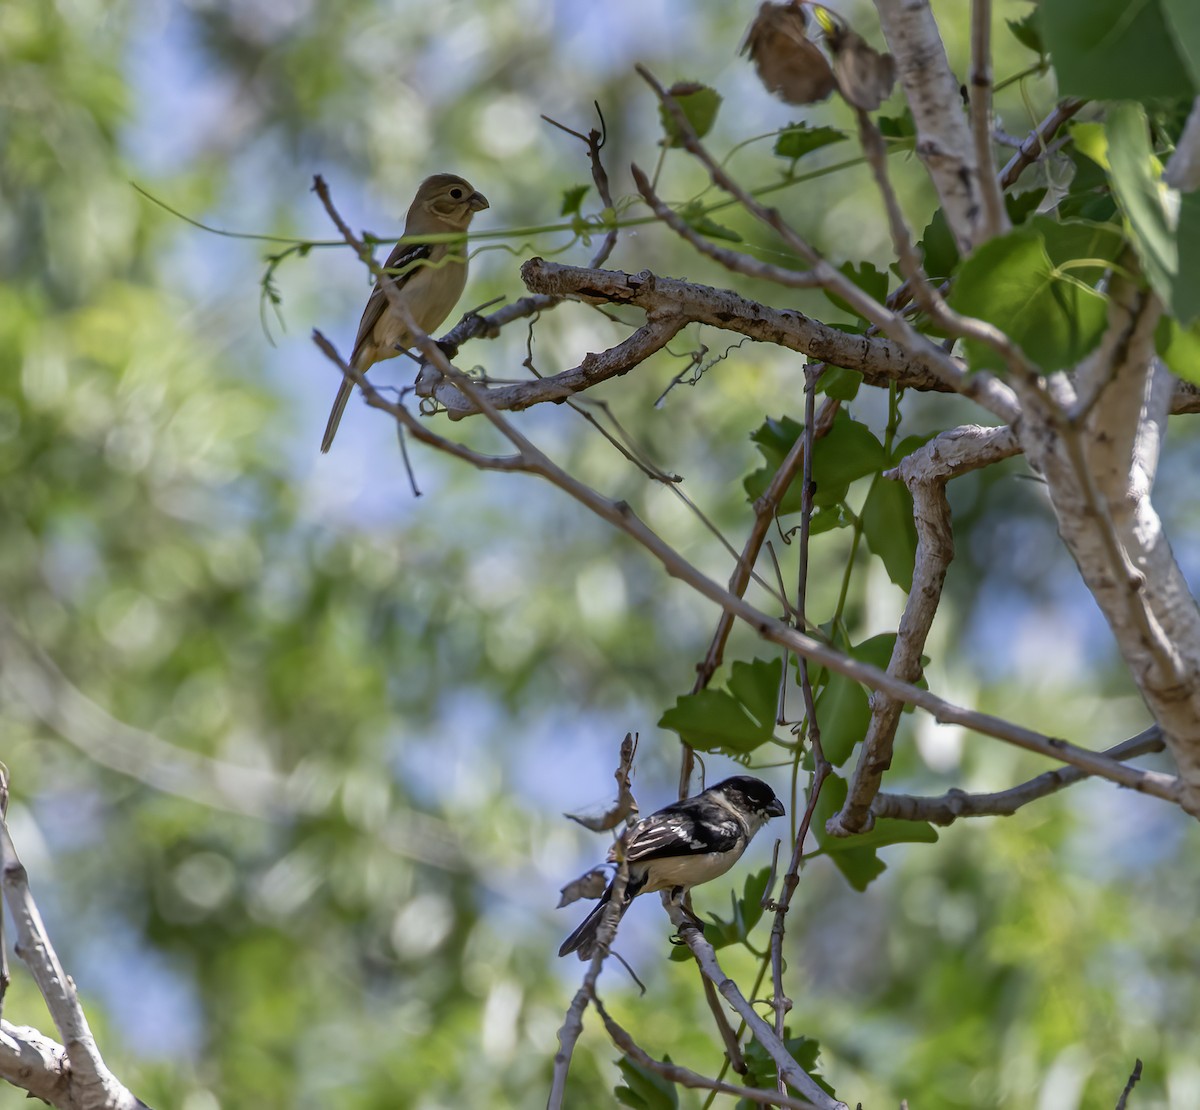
350 240 434 365
625 804 743 863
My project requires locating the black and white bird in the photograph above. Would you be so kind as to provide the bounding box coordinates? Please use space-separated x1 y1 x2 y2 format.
558 775 785 959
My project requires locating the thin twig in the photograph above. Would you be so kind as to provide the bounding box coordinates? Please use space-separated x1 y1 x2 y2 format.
769 366 831 1070
872 727 1165 824
1114 1058 1142 1110
0 778 145 1109
999 99 1086 190
664 900 848 1110
969 0 1009 240
548 742 641 1109
635 64 1020 423
681 394 839 797
592 992 817 1109
632 164 822 289
542 102 620 270
310 329 1187 807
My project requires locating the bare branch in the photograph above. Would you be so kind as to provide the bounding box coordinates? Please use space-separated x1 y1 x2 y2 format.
872 727 1165 824
828 424 1020 835
636 65 1023 420
999 99 1086 190
548 829 638 1109
968 0 1009 241
768 365 832 1063
664 900 848 1110
542 103 620 270
323 328 1188 807
874 0 982 250
1017 266 1200 811
0 773 145 1109
592 993 819 1109
682 394 840 796
417 312 686 418
1114 1058 1143 1110
0 1022 76 1107
523 259 974 398
631 164 822 289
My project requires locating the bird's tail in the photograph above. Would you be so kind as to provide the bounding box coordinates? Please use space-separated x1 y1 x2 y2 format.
320 376 355 454
558 884 625 960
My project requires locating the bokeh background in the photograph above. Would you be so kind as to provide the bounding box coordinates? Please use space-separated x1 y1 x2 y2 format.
3 1 1200 1107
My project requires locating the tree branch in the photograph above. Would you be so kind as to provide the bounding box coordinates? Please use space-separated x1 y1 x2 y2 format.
871 727 1165 824
875 0 982 251
0 771 145 1109
592 992 819 1109
313 332 1188 808
665 901 847 1110
998 98 1086 190
968 0 1008 241
828 424 1020 835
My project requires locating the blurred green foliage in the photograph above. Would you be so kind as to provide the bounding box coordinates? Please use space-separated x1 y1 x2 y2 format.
2 1 1200 1109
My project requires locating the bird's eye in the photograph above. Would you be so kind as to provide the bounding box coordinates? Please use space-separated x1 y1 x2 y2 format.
449 188 464 199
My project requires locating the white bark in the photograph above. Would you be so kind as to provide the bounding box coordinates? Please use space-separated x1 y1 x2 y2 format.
875 0 984 251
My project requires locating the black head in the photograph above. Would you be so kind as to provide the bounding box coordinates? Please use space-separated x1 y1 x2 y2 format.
711 775 785 818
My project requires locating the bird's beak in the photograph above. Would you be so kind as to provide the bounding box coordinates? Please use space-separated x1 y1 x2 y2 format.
468 191 490 212
766 798 785 819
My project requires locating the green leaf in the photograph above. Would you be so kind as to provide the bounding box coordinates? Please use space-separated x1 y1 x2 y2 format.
738 866 771 934
695 865 773 954
827 845 888 890
1176 191 1200 327
809 633 897 766
774 122 847 162
744 412 884 513
615 1055 679 1110
810 774 888 890
861 477 917 590
741 1034 836 1100
1059 138 1119 222
1041 0 1195 100
809 412 885 508
814 670 867 767
919 208 959 282
560 184 590 216
822 816 939 853
818 365 862 401
1037 216 1125 276
947 221 1111 373
808 505 850 535
1006 10 1043 55
1107 102 1200 325
1160 0 1200 86
679 200 742 243
727 657 781 733
823 260 889 318
658 657 781 754
659 82 722 147
877 111 915 139
1006 188 1047 228
1107 102 1174 292
1157 317 1200 384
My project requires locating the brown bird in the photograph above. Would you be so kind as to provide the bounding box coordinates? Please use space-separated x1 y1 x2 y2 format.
321 173 489 452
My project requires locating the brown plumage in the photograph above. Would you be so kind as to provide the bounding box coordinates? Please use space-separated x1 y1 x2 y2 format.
321 173 488 453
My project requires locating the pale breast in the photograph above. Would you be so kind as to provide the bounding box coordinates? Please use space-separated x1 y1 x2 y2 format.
638 844 746 893
370 247 467 360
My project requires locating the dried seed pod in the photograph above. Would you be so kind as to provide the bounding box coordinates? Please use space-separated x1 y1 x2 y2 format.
742 1 836 106
825 22 896 111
